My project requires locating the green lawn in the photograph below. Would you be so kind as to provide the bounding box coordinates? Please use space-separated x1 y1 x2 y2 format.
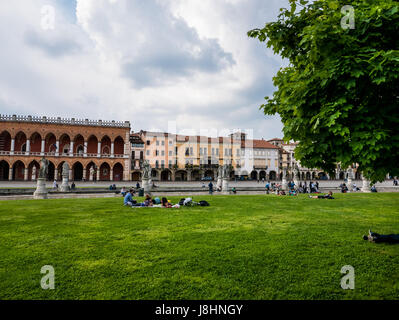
0 193 398 300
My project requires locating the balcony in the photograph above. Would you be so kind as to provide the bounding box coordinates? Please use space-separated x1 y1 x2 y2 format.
0 150 128 159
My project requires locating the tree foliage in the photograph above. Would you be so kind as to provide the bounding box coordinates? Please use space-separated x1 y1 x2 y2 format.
248 0 399 182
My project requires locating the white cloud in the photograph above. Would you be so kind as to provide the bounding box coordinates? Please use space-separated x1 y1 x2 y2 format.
0 0 288 139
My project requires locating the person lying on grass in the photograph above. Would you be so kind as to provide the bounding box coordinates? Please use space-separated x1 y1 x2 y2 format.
162 197 172 208
309 191 334 199
363 230 399 244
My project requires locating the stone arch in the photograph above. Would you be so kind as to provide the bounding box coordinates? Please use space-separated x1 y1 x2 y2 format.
259 170 267 180
72 161 84 181
161 169 171 181
113 162 124 181
114 136 124 155
47 161 56 181
44 133 57 153
0 160 10 180
339 171 345 180
14 131 27 152
306 171 311 180
87 135 98 155
12 160 25 181
59 134 71 155
204 170 214 180
250 170 258 180
101 136 111 155
191 169 200 181
73 134 85 155
131 171 141 181
151 169 160 180
269 170 277 180
86 161 97 181
0 130 11 152
28 160 40 181
301 172 305 180
99 162 111 181
318 172 327 180
28 132 42 153
175 170 187 181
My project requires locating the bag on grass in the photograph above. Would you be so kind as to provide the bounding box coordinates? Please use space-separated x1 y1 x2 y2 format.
199 200 210 207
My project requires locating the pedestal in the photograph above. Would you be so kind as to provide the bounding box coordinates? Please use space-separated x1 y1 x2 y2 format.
362 178 371 193
347 177 352 189
281 178 288 191
33 178 48 199
142 178 151 194
217 177 222 189
222 178 229 195
60 177 69 192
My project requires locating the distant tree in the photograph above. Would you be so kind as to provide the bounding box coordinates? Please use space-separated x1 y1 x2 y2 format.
248 0 399 182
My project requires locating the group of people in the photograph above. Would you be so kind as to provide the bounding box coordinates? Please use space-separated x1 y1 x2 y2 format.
264 181 319 194
52 180 76 190
123 189 179 208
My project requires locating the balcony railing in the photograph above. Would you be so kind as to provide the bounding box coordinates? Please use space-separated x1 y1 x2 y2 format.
0 150 128 158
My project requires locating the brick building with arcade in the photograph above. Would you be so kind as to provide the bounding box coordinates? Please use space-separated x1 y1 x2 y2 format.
0 115 131 182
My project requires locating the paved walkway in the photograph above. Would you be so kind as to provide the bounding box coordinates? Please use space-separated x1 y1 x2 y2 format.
0 180 396 188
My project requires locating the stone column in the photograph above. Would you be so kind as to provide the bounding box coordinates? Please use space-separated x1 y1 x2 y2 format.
24 168 29 181
69 169 73 181
55 140 60 156
187 170 192 181
97 142 101 157
96 169 100 181
82 168 87 181
10 139 15 155
54 168 58 181
69 141 74 157
26 139 30 155
8 168 13 181
41 139 45 155
84 141 88 157
111 142 115 158
110 169 114 181
171 170 176 181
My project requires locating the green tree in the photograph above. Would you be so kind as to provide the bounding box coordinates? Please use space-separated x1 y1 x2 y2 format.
248 0 399 182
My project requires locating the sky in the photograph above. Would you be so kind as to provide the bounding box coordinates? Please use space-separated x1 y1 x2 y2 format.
0 0 289 139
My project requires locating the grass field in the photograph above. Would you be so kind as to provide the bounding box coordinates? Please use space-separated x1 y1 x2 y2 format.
0 193 398 300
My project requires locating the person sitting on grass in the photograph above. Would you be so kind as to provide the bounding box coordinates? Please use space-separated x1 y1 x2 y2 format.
232 187 237 194
363 230 399 244
120 187 127 197
278 190 286 196
289 188 297 196
371 185 377 193
309 191 334 199
162 197 172 208
124 189 135 207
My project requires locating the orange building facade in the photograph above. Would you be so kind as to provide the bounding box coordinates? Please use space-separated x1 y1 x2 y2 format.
0 115 131 182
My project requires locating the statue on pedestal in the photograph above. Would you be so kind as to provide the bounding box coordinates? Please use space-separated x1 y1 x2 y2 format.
33 157 49 199
89 166 94 181
142 160 152 193
281 168 288 190
293 166 299 189
222 164 230 194
60 162 70 192
217 165 223 189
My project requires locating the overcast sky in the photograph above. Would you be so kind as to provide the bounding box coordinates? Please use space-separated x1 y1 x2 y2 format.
0 0 289 139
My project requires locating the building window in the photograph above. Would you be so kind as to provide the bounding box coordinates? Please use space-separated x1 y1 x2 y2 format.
146 140 150 145
169 140 172 145
169 151 172 156
216 149 219 156
200 148 203 155
161 150 165 156
146 150 150 156
162 141 165 146
156 141 159 146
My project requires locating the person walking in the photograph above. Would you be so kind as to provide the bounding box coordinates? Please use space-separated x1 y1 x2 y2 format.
208 181 214 195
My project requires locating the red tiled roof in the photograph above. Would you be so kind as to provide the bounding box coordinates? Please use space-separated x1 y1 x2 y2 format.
252 139 280 149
